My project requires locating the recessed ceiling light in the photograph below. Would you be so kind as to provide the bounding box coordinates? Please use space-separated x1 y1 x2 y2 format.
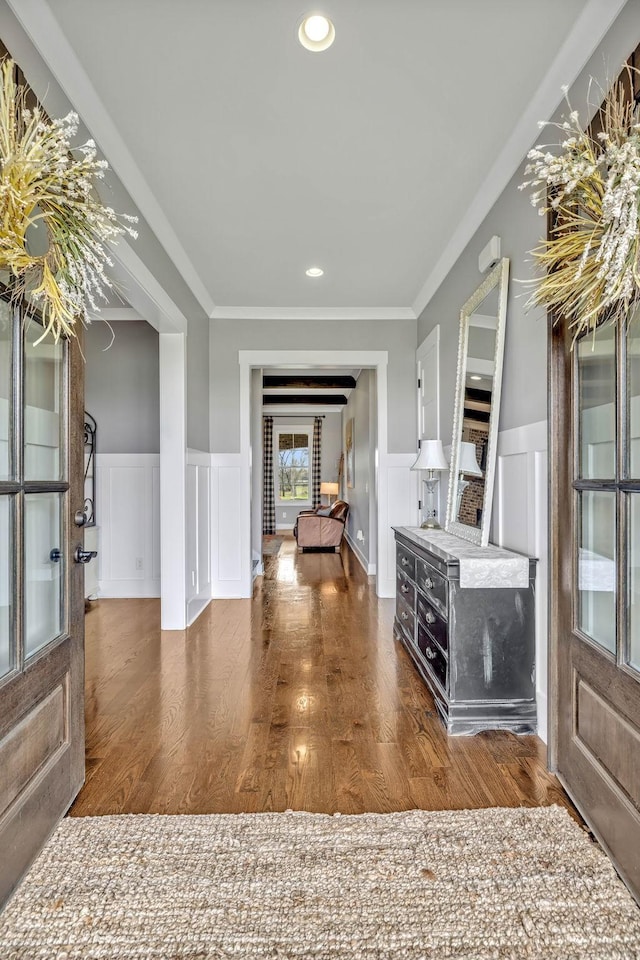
298 14 335 52
306 267 324 277
470 375 482 381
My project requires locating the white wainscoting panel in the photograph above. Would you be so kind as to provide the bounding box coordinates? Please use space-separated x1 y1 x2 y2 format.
96 454 160 598
377 453 419 598
211 453 251 598
186 449 212 625
494 419 548 742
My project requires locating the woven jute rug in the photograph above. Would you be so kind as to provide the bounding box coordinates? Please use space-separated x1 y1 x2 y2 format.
1 807 639 959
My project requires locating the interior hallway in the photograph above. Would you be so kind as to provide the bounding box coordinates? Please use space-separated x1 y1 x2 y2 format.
70 538 573 818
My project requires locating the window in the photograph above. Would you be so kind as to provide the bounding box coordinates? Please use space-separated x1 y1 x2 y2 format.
275 428 311 503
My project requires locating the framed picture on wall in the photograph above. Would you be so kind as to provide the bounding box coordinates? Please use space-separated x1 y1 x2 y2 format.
345 417 354 489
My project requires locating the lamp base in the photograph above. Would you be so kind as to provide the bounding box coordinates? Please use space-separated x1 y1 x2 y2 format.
420 518 441 529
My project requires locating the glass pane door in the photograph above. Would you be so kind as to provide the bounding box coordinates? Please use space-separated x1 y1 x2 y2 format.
0 59 84 912
0 296 69 679
0 495 12 678
0 300 10 481
578 323 616 480
24 492 63 658
628 493 640 671
578 490 616 655
24 322 63 481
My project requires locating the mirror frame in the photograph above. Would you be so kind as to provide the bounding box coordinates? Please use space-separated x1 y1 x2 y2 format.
445 257 510 546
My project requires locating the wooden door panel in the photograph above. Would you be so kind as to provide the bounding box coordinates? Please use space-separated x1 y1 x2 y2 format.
0 638 75 906
560 633 640 748
557 628 640 895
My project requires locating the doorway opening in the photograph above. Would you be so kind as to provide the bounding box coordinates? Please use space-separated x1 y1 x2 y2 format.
240 351 394 597
250 366 377 580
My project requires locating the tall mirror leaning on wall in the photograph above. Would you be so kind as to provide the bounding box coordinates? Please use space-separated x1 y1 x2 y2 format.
445 258 509 546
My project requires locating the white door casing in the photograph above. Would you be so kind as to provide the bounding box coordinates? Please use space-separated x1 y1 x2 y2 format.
416 326 441 523
416 326 440 443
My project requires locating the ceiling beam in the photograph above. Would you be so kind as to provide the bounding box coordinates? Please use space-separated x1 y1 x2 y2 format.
264 394 347 406
464 408 491 424
263 375 357 390
464 387 492 404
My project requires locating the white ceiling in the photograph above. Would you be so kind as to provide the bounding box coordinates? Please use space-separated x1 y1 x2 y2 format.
7 0 626 319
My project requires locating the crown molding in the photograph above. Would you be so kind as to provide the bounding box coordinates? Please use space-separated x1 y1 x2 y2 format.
100 308 142 323
210 305 416 321
5 0 216 319
411 0 629 319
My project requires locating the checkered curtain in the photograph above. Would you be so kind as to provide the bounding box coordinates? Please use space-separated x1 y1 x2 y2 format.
312 416 322 509
263 416 275 535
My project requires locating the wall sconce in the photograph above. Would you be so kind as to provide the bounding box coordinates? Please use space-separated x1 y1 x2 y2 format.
320 481 339 505
410 439 448 528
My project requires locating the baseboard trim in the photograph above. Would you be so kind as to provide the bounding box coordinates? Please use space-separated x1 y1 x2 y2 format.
187 596 211 627
344 531 376 577
98 579 160 599
536 690 548 745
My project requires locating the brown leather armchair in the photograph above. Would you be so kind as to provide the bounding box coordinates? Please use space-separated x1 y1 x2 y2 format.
294 500 349 551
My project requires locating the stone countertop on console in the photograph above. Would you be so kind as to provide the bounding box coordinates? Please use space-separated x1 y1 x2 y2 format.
393 527 535 589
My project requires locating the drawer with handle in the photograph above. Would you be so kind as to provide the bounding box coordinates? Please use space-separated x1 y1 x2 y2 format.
417 593 448 653
396 543 416 581
417 622 448 693
416 558 448 618
396 568 415 610
396 593 415 642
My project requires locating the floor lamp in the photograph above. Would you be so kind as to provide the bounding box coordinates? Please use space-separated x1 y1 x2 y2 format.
410 440 448 528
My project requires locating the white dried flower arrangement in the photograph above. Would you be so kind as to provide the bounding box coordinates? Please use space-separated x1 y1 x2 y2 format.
0 58 137 342
520 66 640 338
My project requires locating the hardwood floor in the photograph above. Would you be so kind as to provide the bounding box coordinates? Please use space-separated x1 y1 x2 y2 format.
70 537 574 818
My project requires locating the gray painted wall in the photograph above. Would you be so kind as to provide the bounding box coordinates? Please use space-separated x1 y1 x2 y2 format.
85 320 159 454
342 370 374 563
209 318 417 455
187 316 210 452
417 1 640 445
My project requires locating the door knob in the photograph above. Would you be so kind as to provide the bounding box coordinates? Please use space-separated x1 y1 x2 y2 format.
74 510 87 527
49 548 61 563
74 546 97 564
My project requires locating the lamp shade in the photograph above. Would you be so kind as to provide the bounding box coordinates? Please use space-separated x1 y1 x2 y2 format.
459 441 483 477
320 481 339 496
410 439 448 472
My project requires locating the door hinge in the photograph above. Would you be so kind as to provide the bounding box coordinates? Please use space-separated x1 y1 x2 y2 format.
418 499 422 510
418 438 422 449
417 378 421 388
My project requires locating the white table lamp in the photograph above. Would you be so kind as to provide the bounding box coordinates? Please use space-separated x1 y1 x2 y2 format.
456 441 483 521
410 440 448 528
459 441 482 477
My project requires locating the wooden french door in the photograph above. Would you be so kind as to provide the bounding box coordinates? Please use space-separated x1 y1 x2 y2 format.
551 313 640 901
0 291 85 908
